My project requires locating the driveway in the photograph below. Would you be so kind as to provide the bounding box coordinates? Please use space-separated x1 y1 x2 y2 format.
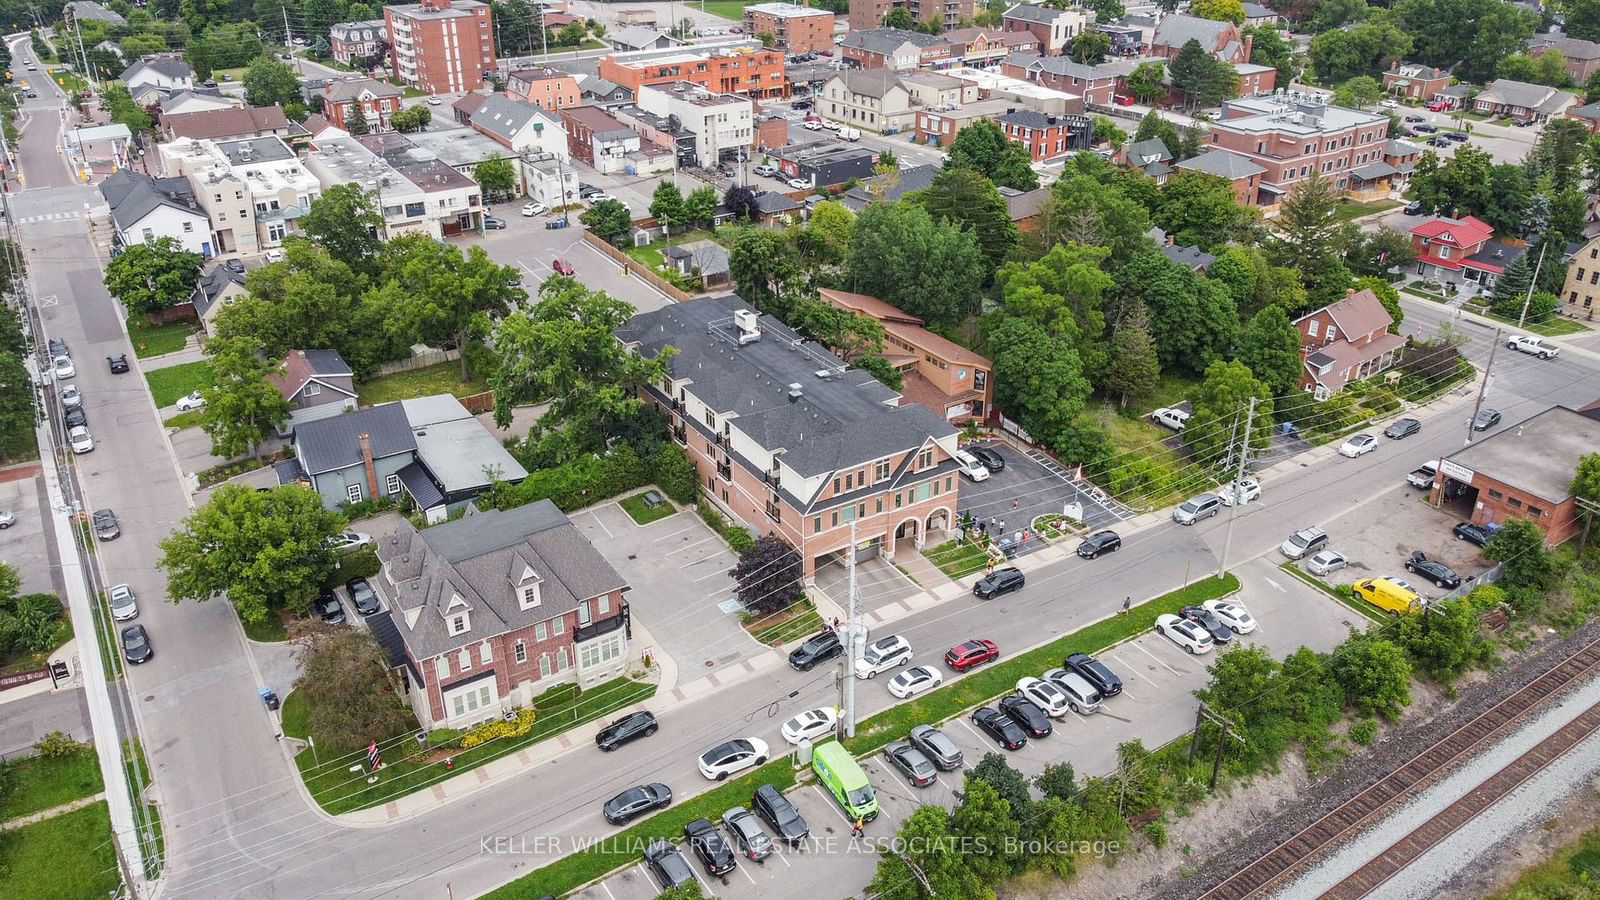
0 688 92 759
813 554 921 619
0 471 58 598
957 441 1130 552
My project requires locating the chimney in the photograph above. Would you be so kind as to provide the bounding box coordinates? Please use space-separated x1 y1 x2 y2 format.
1346 288 1356 297
359 433 380 499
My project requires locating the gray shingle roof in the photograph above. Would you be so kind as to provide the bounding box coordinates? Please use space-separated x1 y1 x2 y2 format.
190 265 246 319
467 93 549 142
837 70 907 99
376 499 628 659
616 296 956 479
1530 35 1600 61
842 164 938 210
1152 13 1231 51
303 349 351 376
1008 52 1107 81
752 191 801 214
1176 148 1266 179
1127 138 1171 164
1160 244 1216 271
99 171 203 232
842 27 944 54
295 403 416 475
1241 2 1278 17
120 57 192 83
322 78 403 103
1003 3 1064 24
610 25 680 49
1478 78 1566 110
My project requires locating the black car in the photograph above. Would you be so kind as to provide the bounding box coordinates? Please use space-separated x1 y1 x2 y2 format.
1412 122 1438 133
602 783 672 825
596 710 658 751
1404 200 1425 215
346 577 380 615
107 354 129 374
998 695 1052 738
1077 529 1122 559
683 817 736 877
907 724 964 771
966 446 1005 471
1180 605 1233 644
1473 409 1502 431
315 590 345 625
1427 135 1452 147
1064 652 1123 698
792 98 812 109
971 707 1028 750
48 337 69 358
121 624 152 664
1406 551 1462 588
1444 130 1469 141
1384 417 1421 439
1453 521 1493 546
1404 114 1424 122
92 508 120 541
751 783 809 844
973 566 1025 600
884 740 938 787
643 839 696 889
720 806 774 861
788 629 842 670
64 405 87 428
223 259 246 274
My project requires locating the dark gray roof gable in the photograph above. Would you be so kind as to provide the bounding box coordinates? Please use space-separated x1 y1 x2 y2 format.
295 403 417 475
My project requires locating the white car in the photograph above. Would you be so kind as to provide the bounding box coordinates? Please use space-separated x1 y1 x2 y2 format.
68 425 93 453
586 191 613 203
697 737 769 780
856 634 913 678
1305 549 1348 576
426 95 442 106
1218 477 1260 507
52 355 75 379
1150 407 1189 431
1015 676 1071 717
1338 434 1378 458
175 390 206 412
1155 613 1214 654
787 177 810 190
110 583 138 621
821 120 841 131
955 450 989 482
264 248 286 262
1507 335 1560 359
60 384 82 407
0 508 15 528
520 201 546 217
1380 98 1399 108
328 530 373 552
802 120 823 131
780 707 837 744
887 665 943 699
753 164 777 177
1203 599 1258 635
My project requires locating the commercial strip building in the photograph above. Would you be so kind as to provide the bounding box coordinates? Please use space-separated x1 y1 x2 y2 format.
302 132 486 238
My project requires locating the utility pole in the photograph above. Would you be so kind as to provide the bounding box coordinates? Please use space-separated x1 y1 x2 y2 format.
1186 703 1246 791
1464 327 1501 448
284 8 302 77
843 519 860 738
1576 497 1600 551
1216 397 1256 578
1516 240 1549 329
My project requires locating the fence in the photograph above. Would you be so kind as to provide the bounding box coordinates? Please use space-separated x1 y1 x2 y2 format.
460 390 495 415
580 231 695 303
0 666 51 692
373 347 461 376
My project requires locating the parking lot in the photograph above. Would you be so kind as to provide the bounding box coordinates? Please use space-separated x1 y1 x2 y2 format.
575 555 1360 899
956 441 1130 556
0 471 56 598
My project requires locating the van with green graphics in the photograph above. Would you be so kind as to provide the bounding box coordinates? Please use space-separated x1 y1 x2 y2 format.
812 741 877 822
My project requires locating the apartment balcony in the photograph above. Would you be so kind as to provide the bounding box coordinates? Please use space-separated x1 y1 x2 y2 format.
673 424 687 444
717 461 733 481
763 469 781 490
717 433 730 450
764 502 782 522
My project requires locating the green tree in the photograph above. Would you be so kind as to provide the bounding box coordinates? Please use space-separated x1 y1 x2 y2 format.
1195 644 1290 767
683 185 718 228
848 202 987 326
371 236 523 380
1483 516 1563 602
1083 0 1125 22
1168 38 1215 108
1092 115 1126 147
950 777 1022 882
1573 452 1600 538
1397 591 1496 682
473 154 517 201
1103 298 1161 407
884 6 916 28
344 102 370 134
243 54 299 107
945 119 1039 190
1115 251 1238 374
723 185 759 222
1268 170 1354 306
868 804 991 900
299 184 384 274
293 628 416 751
1069 29 1111 64
914 166 1018 268
388 105 431 133
1035 174 1154 264
1127 61 1167 103
1246 24 1297 83
996 242 1112 352
649 181 686 234
1155 170 1259 250
1133 110 1182 159
1185 358 1275 462
158 484 346 625
1488 251 1535 319
877 147 898 168
1309 22 1412 82
1237 305 1303 400
1191 0 1245 22
1333 74 1382 109
199 335 291 460
1330 633 1412 720
729 227 803 318
1389 0 1535 83
730 535 803 615
986 315 1092 450
1528 118 1592 193
964 752 1033 825
0 350 35 462
103 236 203 315
580 198 633 244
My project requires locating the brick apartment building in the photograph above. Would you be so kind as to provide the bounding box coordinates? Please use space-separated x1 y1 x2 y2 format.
743 2 836 53
506 67 581 111
617 296 964 576
818 289 993 422
1004 52 1117 105
597 46 788 99
1149 13 1251 63
998 108 1089 160
321 77 405 131
1001 3 1089 55
560 105 632 166
1528 35 1600 85
1382 63 1451 101
384 0 497 95
1205 96 1392 202
330 19 386 65
849 0 977 33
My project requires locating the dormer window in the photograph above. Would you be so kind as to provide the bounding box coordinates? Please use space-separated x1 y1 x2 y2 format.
449 614 469 635
516 565 543 610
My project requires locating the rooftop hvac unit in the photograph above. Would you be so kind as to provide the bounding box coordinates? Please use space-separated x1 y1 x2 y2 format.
734 309 761 344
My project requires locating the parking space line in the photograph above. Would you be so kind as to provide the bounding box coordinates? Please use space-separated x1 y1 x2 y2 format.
737 862 758 884
674 535 722 558
693 868 713 896
1109 653 1157 688
652 523 702 544
691 566 729 583
1130 640 1185 676
587 509 614 539
772 846 792 867
601 881 617 900
811 785 855 826
956 717 986 743
878 760 918 799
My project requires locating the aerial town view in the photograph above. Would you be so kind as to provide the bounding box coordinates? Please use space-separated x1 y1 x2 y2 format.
2 0 1600 898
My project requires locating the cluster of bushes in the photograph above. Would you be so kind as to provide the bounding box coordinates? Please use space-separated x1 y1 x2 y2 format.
697 500 756 553
0 563 65 659
461 708 536 750
486 440 696 514
338 496 397 521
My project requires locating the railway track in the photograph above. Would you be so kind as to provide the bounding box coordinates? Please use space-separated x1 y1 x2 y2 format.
1197 636 1600 900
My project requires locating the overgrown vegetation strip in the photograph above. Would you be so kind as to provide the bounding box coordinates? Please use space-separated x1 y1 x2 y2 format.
1277 561 1384 622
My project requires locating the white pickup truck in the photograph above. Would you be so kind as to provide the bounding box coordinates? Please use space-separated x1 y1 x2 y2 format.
1151 407 1190 431
1506 335 1560 359
1407 459 1440 489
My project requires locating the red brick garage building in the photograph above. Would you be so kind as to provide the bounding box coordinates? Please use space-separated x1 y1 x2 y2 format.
1430 406 1600 546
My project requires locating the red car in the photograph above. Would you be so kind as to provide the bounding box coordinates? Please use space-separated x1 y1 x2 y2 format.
944 639 998 672
1427 101 1448 111
552 258 575 276
1113 94 1136 106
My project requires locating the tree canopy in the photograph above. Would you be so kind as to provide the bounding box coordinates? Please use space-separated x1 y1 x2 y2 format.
103 237 203 315
298 184 385 274
946 119 1040 190
848 202 988 327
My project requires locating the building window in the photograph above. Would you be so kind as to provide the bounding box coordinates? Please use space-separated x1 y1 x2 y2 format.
385 473 401 496
346 483 363 502
435 656 449 679
1307 319 1319 337
539 653 551 677
577 602 592 627
557 647 568 670
304 382 322 397
814 516 822 533
450 614 468 635
480 642 492 664
1508 497 1523 508
1528 505 1544 517
536 621 548 641
182 221 193 233
1487 489 1503 500
514 640 527 664
553 616 564 635
457 648 471 671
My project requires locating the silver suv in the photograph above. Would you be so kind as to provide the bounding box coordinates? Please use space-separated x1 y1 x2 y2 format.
1280 526 1329 560
1173 493 1221 525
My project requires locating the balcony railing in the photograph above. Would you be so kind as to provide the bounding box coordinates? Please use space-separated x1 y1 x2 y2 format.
717 461 732 481
673 425 687 444
764 502 782 522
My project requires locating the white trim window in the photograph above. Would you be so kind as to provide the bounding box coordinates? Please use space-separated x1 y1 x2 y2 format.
457 648 471 671
346 483 363 502
514 640 527 664
305 382 322 396
434 656 449 680
386 473 402 496
538 653 551 677
449 613 469 635
578 634 624 669
480 641 493 664
445 681 497 719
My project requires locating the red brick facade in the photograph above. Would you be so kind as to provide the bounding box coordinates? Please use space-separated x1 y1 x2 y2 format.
385 0 497 95
597 48 788 98
743 5 836 53
507 68 581 111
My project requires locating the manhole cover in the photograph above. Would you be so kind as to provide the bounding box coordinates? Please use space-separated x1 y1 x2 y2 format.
704 659 716 668
144 695 154 701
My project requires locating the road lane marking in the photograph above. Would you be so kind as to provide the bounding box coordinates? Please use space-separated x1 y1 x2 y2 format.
1131 640 1185 676
1264 576 1285 593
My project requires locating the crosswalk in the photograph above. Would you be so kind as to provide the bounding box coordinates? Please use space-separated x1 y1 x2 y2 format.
15 211 83 224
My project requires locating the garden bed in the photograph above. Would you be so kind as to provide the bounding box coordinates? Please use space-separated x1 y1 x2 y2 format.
921 537 990 580
748 597 822 645
618 491 675 525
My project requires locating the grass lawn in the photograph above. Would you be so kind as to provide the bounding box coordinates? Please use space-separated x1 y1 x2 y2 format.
122 740 163 878
1078 401 1185 467
922 538 989 580
1331 198 1402 224
241 608 289 642
842 574 1240 757
618 492 676 525
1493 824 1600 898
125 314 192 358
211 67 247 82
163 410 205 430
0 801 121 900
291 676 656 815
622 229 720 271
50 70 87 93
356 361 486 407
750 598 822 645
144 361 213 408
0 747 105 821
482 758 796 900
694 0 756 19
1481 310 1591 337
1401 285 1453 305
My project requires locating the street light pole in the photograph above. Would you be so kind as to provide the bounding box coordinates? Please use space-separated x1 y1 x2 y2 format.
1516 240 1548 329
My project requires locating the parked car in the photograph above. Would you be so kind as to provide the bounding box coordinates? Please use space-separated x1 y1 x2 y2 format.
426 95 443 106
1384 418 1422 439
1354 577 1425 614
1305 549 1348 576
520 202 546 217
1218 478 1261 507
1179 604 1234 645
1404 200 1425 214
856 633 912 678
683 817 736 877
1155 613 1214 654
802 120 823 131
1427 135 1452 147
315 590 345 624
788 629 842 670
1015 676 1071 717
1381 98 1398 108
48 337 69 358
1414 120 1439 131
1280 526 1329 560
998 694 1052 738
1444 130 1469 141
787 177 810 189
1062 652 1122 698
908 724 964 771
955 449 990 481
1040 667 1102 713
1404 114 1425 123
973 566 1025 599
68 425 94 453
328 531 373 553
720 806 774 861
552 258 575 276
887 664 943 698
596 711 658 751
107 354 129 374
752 164 776 177
697 737 769 780
1173 493 1222 525
642 839 695 889
944 638 998 672
1076 529 1122 559
1507 335 1560 359
1405 551 1462 588
63 405 87 428
965 446 1005 470
59 384 81 407
971 707 1028 750
1150 406 1190 431
174 390 206 411
1338 433 1378 458
92 508 119 540
751 783 808 844
603 783 672 824
264 248 286 262
1473 408 1502 431
0 509 13 529
884 740 939 786
52 355 74 379
109 584 138 621
121 624 153 664
780 707 837 744
345 577 380 615
1453 521 1493 546
1202 599 1258 634
483 215 507 230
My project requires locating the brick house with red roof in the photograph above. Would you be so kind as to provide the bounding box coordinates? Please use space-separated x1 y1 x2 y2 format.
1291 288 1406 399
1410 215 1526 292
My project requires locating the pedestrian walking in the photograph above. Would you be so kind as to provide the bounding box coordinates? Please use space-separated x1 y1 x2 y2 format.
997 518 1005 535
1012 497 1019 510
831 617 842 631
1120 595 1132 615
852 817 864 838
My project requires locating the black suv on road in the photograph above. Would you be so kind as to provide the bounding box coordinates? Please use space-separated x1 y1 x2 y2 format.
788 630 842 670
973 567 1025 600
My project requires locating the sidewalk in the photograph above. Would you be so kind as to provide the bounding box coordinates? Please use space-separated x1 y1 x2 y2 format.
0 792 105 830
139 343 205 372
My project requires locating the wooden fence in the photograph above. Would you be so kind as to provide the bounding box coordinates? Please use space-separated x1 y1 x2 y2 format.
460 390 495 415
580 231 695 303
374 347 461 376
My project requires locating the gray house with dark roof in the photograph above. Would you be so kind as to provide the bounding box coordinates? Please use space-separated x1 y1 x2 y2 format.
189 265 248 332
98 170 213 257
372 499 632 728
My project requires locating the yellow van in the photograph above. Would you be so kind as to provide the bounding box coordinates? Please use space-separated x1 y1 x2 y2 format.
1353 578 1424 615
